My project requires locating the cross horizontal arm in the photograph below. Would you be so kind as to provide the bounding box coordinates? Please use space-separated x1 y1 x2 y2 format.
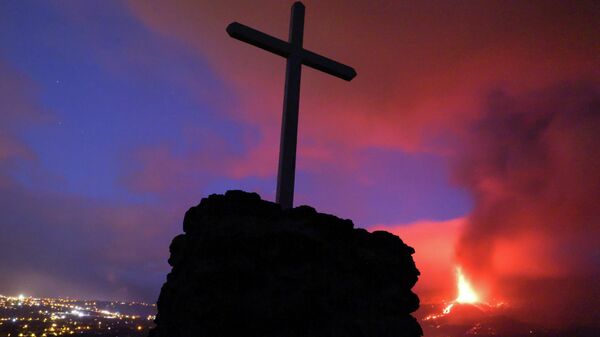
227 22 291 58
301 49 356 81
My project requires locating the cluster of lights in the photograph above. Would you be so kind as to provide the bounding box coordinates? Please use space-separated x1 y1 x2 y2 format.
0 294 155 336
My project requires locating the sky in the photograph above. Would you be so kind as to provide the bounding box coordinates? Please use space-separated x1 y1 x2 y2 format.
1 0 598 328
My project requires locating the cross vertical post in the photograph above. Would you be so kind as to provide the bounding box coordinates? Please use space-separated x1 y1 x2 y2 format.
276 2 305 210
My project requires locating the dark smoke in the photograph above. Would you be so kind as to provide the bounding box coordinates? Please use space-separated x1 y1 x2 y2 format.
454 81 600 327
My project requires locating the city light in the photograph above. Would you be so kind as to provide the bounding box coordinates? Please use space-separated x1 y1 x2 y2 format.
0 294 156 336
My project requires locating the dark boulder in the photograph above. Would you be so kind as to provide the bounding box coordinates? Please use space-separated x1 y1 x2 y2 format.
150 190 422 337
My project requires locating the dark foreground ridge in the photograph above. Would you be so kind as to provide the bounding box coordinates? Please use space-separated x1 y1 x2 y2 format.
149 190 422 337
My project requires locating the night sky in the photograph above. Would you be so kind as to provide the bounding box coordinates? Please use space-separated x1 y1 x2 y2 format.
1 0 598 329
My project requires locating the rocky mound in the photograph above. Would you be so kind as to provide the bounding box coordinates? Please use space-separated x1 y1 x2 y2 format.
149 190 422 337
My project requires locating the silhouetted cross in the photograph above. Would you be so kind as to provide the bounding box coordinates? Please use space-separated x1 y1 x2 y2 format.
227 1 356 209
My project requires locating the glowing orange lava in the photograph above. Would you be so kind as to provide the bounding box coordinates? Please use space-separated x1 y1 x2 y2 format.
424 266 482 321
455 267 480 304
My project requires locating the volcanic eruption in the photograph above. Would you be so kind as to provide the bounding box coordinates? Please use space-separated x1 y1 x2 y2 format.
423 266 492 321
418 82 600 337
454 267 479 305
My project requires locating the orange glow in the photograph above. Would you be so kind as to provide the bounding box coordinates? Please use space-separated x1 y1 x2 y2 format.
373 218 464 303
423 266 485 321
442 303 454 314
455 267 480 304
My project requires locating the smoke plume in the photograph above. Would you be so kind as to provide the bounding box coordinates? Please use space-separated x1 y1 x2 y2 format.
454 81 600 327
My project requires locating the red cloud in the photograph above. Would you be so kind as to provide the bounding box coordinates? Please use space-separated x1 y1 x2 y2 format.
126 0 599 156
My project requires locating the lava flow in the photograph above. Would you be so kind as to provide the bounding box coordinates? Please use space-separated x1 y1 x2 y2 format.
424 267 484 321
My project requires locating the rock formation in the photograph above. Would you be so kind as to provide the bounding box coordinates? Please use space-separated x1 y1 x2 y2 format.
149 190 422 337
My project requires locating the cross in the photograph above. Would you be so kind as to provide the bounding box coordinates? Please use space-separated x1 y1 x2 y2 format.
227 2 356 209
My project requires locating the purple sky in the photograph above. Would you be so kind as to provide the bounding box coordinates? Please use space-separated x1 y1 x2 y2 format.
1 1 598 327
0 1 472 301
